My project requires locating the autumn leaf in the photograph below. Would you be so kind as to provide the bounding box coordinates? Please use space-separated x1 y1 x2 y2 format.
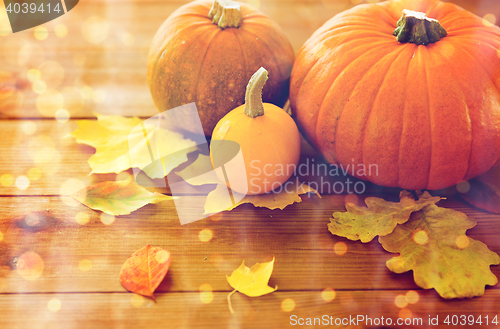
379 193 500 299
69 113 197 178
329 191 442 243
71 181 176 216
204 181 320 214
226 258 277 313
460 165 500 214
119 245 171 301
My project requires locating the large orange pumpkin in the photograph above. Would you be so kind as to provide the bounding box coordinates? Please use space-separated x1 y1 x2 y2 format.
148 0 294 136
290 0 500 190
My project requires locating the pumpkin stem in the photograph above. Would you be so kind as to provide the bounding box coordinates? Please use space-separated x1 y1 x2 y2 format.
208 0 242 29
393 9 447 46
244 67 268 118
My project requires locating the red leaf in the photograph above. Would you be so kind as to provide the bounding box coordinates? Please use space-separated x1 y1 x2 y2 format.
119 245 171 300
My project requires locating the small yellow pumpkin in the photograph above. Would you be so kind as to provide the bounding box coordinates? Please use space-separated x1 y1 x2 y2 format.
211 67 301 195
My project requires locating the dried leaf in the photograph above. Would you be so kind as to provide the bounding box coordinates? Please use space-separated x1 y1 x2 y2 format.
204 181 320 214
226 258 277 313
329 191 442 242
460 166 500 214
71 181 176 216
119 245 171 300
69 113 196 178
379 193 500 299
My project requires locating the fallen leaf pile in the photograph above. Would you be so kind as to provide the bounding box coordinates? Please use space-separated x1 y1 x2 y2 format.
119 245 172 301
329 191 500 299
226 258 277 313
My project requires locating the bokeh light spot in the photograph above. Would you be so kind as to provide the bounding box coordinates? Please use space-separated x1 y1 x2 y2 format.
321 288 336 302
55 109 70 123
55 24 68 38
131 294 144 307
93 89 106 103
121 32 135 46
344 194 359 206
155 249 171 264
100 213 115 225
34 26 49 41
59 178 85 196
455 235 470 249
334 241 348 256
27 69 41 82
16 175 30 190
39 61 65 89
32 80 47 94
82 16 109 44
36 89 64 117
75 212 90 225
28 168 42 181
399 308 413 319
456 181 470 194
47 298 61 312
200 283 214 304
78 259 92 272
198 228 213 242
281 298 295 312
412 230 428 245
17 251 44 280
405 290 419 304
395 294 408 308
483 13 496 27
22 121 37 135
1 174 14 187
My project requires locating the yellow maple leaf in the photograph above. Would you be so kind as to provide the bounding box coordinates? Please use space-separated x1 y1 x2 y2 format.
70 113 197 178
329 191 443 243
226 258 277 313
379 192 500 299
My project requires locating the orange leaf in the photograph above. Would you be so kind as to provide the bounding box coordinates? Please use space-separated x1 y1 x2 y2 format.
119 245 171 301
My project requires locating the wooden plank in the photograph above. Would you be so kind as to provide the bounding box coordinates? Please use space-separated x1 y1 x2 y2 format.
0 195 499 294
1 290 500 329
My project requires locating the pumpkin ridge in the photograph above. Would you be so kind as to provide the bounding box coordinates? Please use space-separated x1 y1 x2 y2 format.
357 46 408 186
238 28 284 80
449 41 500 98
313 42 400 161
300 39 396 144
432 46 475 183
442 41 500 177
396 47 418 188
229 28 248 97
422 47 434 189
192 28 222 118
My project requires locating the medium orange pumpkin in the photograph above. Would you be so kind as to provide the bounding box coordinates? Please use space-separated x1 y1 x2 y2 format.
290 0 500 190
148 0 294 136
211 67 301 195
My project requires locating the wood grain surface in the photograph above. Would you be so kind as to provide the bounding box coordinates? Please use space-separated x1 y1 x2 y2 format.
1 0 500 328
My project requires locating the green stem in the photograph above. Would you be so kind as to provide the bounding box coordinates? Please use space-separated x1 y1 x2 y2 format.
244 67 268 118
393 9 447 46
208 0 242 29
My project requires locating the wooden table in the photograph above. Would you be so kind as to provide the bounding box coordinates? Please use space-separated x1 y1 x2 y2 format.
1 0 500 328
